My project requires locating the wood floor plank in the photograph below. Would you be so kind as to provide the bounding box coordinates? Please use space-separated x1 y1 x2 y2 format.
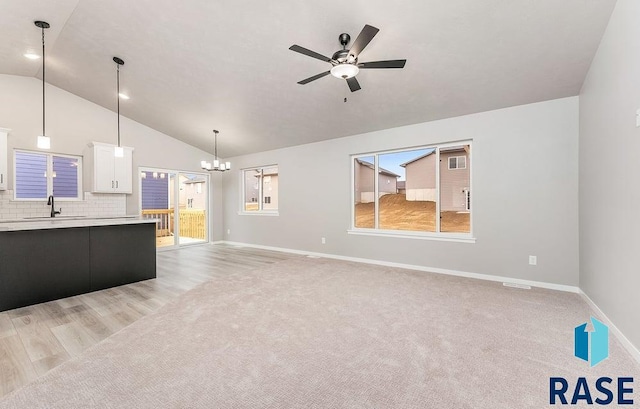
0 314 16 339
31 351 72 377
0 335 38 395
50 322 101 357
12 315 67 362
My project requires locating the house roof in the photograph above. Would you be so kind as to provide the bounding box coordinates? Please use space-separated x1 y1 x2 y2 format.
182 177 207 184
399 147 467 167
356 159 400 178
399 151 435 167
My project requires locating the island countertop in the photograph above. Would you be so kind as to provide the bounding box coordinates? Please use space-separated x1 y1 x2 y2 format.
0 215 158 232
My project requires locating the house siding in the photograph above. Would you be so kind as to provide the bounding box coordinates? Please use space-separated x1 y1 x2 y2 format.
404 153 436 202
182 182 207 209
354 160 397 203
263 174 278 210
439 150 470 211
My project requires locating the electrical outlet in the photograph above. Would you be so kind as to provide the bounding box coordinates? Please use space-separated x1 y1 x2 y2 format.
636 109 640 127
529 255 537 266
227 229 231 235
321 237 326 244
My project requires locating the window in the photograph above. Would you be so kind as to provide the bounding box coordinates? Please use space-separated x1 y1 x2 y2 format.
14 150 82 200
351 142 471 238
448 156 466 170
242 166 278 213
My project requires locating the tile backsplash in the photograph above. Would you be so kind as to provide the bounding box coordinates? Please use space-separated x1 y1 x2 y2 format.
0 190 127 220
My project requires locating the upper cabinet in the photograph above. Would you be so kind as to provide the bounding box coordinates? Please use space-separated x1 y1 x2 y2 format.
84 142 133 194
0 128 8 191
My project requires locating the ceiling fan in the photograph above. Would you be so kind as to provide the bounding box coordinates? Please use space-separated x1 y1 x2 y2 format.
289 24 406 92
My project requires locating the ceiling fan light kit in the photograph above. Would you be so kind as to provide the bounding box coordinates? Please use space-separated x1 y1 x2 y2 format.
330 64 359 79
289 24 407 92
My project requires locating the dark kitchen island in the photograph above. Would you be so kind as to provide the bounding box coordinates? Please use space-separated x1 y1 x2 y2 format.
0 217 157 312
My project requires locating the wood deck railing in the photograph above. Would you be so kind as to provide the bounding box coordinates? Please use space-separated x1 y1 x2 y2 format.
142 209 173 237
141 208 207 240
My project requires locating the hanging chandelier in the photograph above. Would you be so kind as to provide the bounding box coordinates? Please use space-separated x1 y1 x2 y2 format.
201 130 230 172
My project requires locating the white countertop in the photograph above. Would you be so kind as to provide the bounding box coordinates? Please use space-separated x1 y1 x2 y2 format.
0 215 158 232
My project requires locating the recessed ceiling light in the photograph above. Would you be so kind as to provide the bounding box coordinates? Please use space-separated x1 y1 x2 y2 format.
118 93 130 100
24 53 41 60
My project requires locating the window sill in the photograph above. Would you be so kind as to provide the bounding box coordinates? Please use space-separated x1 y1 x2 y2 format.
347 229 476 243
237 211 279 217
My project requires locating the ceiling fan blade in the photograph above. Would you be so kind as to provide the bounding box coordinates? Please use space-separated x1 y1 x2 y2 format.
289 45 333 63
359 60 407 69
348 25 379 57
298 71 331 85
346 77 361 92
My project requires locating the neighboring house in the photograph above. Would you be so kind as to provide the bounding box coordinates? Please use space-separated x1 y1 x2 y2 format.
354 159 399 203
397 181 406 194
262 168 279 210
141 171 168 210
400 146 470 211
181 177 207 209
244 167 279 210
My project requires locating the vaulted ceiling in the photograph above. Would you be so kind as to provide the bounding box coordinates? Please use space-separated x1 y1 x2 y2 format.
0 0 616 157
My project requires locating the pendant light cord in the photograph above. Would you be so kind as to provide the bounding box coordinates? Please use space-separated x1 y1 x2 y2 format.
41 26 46 137
214 130 218 162
116 63 120 147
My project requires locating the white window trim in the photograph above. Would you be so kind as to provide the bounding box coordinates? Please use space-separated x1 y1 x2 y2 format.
239 165 279 216
13 149 83 201
448 155 467 170
350 140 473 241
347 229 476 243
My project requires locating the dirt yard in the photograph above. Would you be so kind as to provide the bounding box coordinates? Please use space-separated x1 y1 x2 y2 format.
354 194 470 233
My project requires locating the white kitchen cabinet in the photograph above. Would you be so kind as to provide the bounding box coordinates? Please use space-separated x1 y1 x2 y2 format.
0 128 8 191
84 142 133 193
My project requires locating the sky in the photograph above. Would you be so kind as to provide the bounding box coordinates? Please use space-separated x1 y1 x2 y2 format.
369 148 433 181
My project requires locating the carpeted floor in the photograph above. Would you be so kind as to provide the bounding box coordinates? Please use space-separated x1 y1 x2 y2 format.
0 257 637 408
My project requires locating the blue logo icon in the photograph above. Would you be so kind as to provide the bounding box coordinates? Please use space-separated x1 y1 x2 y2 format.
574 317 609 367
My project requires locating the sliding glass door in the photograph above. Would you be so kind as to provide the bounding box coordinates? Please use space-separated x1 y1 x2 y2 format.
140 168 209 249
178 173 208 245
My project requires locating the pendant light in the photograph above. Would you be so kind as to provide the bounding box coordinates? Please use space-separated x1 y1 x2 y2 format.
201 130 231 172
113 57 125 157
35 21 51 149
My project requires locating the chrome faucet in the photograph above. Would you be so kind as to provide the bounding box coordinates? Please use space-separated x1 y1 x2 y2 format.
47 195 61 218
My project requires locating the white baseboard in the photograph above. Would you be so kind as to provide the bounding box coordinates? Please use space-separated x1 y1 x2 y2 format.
220 241 579 293
578 290 640 364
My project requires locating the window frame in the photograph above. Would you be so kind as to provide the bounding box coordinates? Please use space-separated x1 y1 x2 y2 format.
13 149 83 201
349 141 474 242
448 155 467 170
239 164 279 216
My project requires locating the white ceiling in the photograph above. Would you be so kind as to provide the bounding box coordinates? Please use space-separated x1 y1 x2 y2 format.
0 0 616 157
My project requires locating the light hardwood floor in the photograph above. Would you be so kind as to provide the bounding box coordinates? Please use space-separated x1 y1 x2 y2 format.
0 243 298 398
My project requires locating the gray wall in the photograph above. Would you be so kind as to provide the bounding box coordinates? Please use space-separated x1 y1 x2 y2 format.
579 0 640 351
0 74 223 241
223 97 579 286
